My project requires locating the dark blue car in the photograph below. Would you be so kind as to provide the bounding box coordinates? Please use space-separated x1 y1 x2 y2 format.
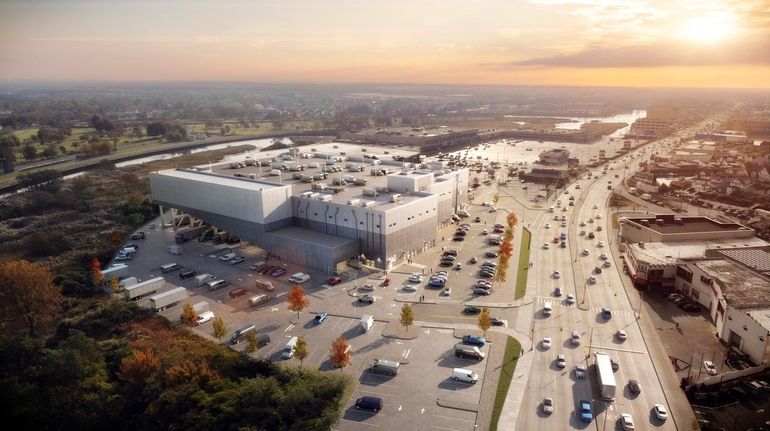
462 335 486 346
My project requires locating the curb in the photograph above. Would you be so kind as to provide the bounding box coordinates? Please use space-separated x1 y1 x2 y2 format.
437 398 479 412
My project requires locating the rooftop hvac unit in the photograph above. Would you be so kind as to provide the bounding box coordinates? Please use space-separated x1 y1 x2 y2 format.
309 193 320 199
362 188 378 197
320 194 333 202
389 194 402 203
347 199 360 206
399 171 410 175
361 201 375 208
300 191 313 198
374 186 390 193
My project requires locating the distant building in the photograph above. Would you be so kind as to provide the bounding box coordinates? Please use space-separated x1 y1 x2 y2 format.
339 127 477 154
537 148 570 165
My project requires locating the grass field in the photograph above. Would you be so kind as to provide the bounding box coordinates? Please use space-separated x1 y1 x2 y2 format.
515 228 531 300
490 336 522 431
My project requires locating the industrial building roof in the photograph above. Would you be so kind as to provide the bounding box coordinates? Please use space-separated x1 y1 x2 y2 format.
717 248 770 276
624 215 751 235
695 259 770 310
627 237 770 266
160 168 285 191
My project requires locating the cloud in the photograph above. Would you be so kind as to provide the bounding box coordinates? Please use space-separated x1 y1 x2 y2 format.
493 39 770 68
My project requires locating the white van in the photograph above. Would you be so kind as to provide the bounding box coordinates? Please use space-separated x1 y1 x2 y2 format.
196 311 214 325
219 253 236 262
451 368 479 384
282 336 298 359
543 301 553 317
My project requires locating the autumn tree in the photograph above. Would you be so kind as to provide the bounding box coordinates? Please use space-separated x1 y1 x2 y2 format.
117 349 159 385
111 231 123 247
400 303 414 333
180 303 198 327
293 335 309 367
109 276 121 293
287 285 310 319
478 307 492 337
90 256 104 287
0 259 62 338
506 212 518 228
493 193 499 205
245 331 258 354
329 337 352 369
212 317 227 344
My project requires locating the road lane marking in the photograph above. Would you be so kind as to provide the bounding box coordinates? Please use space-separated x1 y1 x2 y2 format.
432 315 478 320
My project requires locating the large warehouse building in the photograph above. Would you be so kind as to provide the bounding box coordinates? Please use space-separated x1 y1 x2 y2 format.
149 155 469 273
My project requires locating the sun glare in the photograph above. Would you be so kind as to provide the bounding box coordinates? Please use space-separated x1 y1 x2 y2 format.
680 14 733 44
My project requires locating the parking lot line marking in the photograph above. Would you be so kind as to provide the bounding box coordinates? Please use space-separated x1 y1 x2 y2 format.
276 291 287 298
403 348 411 359
421 408 425 414
284 323 294 332
339 418 379 427
432 415 476 424
398 405 402 411
270 307 279 312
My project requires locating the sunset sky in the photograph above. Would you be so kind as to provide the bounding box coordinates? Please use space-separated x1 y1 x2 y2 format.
1 0 769 87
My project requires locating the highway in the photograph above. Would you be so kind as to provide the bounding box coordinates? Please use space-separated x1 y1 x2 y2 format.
515 110 734 431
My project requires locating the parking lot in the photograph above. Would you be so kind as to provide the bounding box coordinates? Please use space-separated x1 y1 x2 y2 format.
339 327 485 431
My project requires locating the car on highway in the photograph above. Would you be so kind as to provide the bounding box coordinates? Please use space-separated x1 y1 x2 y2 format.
581 249 589 256
566 293 575 305
611 357 620 371
463 335 486 346
588 232 595 239
326 276 342 285
475 216 481 222
579 400 593 422
560 222 567 227
359 295 375 304
597 241 604 247
463 306 481 315
313 312 328 325
596 214 602 219
571 331 581 345
580 221 586 227
599 253 608 260
704 360 718 375
620 413 635 430
554 287 562 297
628 379 641 395
575 363 586 379
543 243 550 250
542 337 552 349
587 276 596 284
603 260 611 268
552 271 561 279
556 353 566 368
542 397 554 415
616 330 627 341
653 404 668 421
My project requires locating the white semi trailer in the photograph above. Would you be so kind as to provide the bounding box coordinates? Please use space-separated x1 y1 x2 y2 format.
149 287 188 311
595 352 616 401
124 277 165 300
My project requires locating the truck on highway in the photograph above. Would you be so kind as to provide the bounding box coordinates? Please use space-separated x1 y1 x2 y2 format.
595 352 616 401
175 224 209 244
628 187 638 195
124 277 165 300
640 193 652 201
149 287 188 311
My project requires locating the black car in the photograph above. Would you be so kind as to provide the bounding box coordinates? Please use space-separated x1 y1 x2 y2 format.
130 232 145 240
485 251 498 258
475 216 481 222
681 302 700 312
491 317 504 326
355 396 383 412
463 306 481 314
453 236 465 242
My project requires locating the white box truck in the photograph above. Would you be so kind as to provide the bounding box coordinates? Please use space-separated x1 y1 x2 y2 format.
195 273 216 287
149 287 188 311
360 315 374 332
124 277 165 300
101 264 129 283
118 277 138 290
595 352 617 401
288 273 310 284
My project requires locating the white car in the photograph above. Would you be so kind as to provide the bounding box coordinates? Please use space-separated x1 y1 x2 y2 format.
620 413 635 430
552 271 561 279
587 276 597 284
488 206 497 212
597 241 604 248
704 360 717 375
408 274 423 283
441 288 452 296
593 204 599 209
545 223 551 229
599 253 608 260
542 337 552 349
542 397 554 415
580 221 586 227
402 285 417 292
581 249 590 256
196 311 215 325
543 243 550 250
653 404 668 421
566 293 575 305
616 330 627 341
596 214 602 219
575 363 586 379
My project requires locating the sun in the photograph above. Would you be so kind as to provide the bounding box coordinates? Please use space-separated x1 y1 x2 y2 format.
680 14 734 44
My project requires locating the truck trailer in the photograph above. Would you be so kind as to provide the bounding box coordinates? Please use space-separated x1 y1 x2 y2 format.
124 277 165 300
149 287 188 311
195 273 216 287
101 264 129 283
595 352 616 401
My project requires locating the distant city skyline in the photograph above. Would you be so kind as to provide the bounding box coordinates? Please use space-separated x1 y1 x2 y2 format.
1 0 768 88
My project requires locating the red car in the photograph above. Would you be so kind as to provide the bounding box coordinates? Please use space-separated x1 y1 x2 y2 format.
327 276 342 285
383 278 391 286
493 227 505 233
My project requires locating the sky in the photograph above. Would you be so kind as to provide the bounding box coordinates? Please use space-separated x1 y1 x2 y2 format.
0 0 769 88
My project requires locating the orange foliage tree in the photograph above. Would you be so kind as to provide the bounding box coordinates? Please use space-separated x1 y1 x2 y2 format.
287 285 310 319
90 256 104 287
117 349 159 385
0 259 62 338
329 337 352 369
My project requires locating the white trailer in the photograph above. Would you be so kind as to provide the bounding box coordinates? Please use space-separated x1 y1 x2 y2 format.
595 352 617 401
360 315 374 332
149 287 188 311
192 301 209 314
101 264 129 283
124 277 165 300
118 277 138 290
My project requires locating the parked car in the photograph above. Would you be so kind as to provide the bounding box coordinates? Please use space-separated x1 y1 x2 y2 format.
490 317 504 326
473 288 490 296
542 397 554 415
653 404 668 421
704 360 717 375
628 379 641 395
359 284 375 292
616 330 627 341
230 256 246 265
579 400 593 422
462 335 486 346
327 276 342 285
359 295 375 304
270 268 287 277
681 302 700 312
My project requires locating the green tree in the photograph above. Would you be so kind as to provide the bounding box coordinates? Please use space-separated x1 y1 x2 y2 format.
478 307 492 337
400 303 414 333
22 144 37 160
293 335 309 367
245 331 258 354
212 316 227 344
180 303 198 327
